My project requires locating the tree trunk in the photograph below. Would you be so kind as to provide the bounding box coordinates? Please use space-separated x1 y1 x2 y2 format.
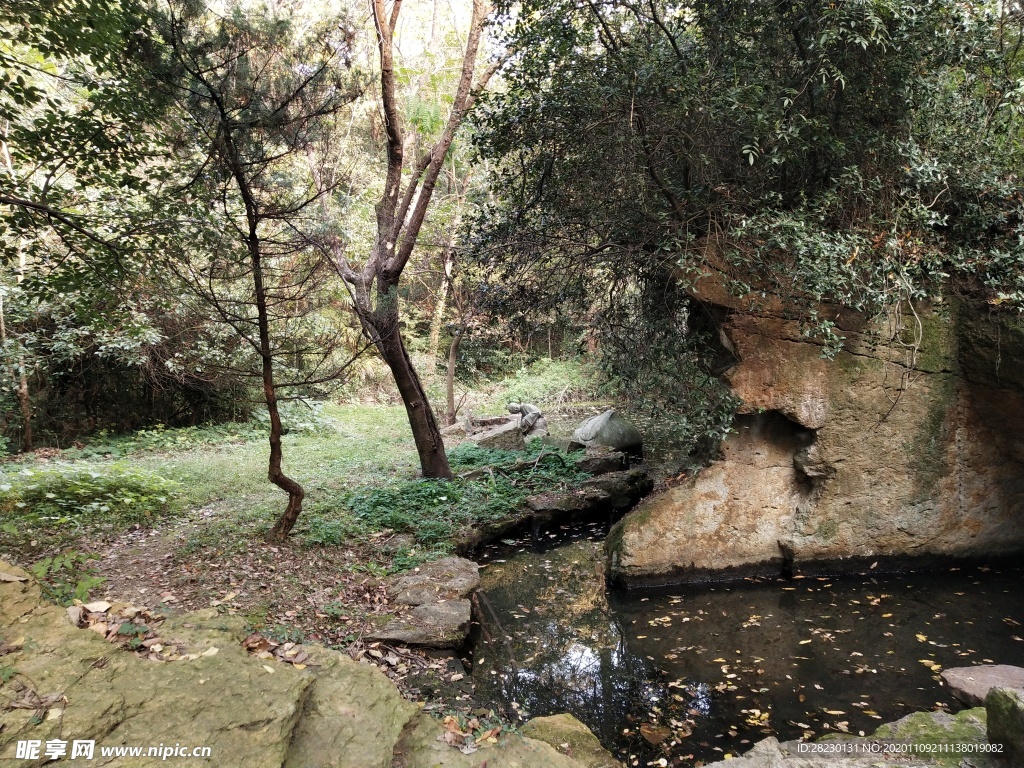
16 362 31 452
445 324 465 426
247 229 304 541
263 370 305 541
2 129 32 452
369 285 453 478
427 252 452 369
381 327 453 478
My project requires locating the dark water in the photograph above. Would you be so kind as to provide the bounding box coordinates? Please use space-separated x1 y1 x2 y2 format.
471 532 1024 767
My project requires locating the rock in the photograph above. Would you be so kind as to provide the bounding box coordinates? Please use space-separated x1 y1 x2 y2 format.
390 557 479 606
523 713 621 768
366 600 472 648
527 489 590 515
574 447 628 475
941 664 1024 706
571 410 643 453
527 469 652 520
392 707 597 768
987 686 1024 765
440 421 466 436
579 469 653 510
0 560 605 768
469 420 526 451
607 294 1024 584
703 707 991 767
607 413 811 585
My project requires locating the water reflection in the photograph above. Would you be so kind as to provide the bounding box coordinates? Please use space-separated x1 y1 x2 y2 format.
473 540 1024 766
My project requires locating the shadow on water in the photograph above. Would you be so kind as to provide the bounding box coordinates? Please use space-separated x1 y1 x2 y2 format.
471 523 1024 767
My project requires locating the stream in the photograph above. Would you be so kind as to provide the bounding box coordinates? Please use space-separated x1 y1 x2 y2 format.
470 520 1024 766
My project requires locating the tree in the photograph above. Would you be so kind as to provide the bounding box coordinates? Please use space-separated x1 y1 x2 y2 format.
158 1 364 539
333 0 496 479
467 0 1024 417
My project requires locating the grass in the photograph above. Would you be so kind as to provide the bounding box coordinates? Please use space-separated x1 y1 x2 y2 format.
0 404 418 563
1 402 588 576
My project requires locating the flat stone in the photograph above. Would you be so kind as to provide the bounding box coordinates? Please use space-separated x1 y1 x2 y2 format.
526 490 589 514
469 420 525 451
574 448 627 476
987 686 1024 765
366 600 472 648
390 557 479 606
942 664 1024 706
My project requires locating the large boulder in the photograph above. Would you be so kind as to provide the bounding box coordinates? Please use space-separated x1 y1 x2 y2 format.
941 664 1024 707
608 296 1024 585
571 410 643 453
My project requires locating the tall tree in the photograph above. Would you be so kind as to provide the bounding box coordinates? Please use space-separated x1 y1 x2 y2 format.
333 0 495 479
159 1 364 539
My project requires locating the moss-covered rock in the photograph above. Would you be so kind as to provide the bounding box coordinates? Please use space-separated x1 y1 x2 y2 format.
0 560 611 768
522 713 620 768
986 686 1024 765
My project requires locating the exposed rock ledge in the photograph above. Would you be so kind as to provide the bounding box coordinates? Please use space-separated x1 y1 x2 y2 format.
608 298 1024 586
0 560 616 768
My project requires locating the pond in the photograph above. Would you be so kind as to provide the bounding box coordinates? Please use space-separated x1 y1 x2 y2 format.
471 523 1024 766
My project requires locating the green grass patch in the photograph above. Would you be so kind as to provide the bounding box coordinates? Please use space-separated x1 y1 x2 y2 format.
477 358 601 414
294 440 588 562
63 422 263 460
1 463 182 536
29 551 106 605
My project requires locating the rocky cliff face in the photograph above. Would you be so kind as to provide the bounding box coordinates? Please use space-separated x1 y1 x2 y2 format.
608 297 1024 586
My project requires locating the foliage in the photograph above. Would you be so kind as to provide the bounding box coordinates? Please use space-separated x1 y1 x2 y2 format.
468 0 1024 427
0 463 181 530
29 551 105 605
297 440 587 556
250 400 338 436
63 422 263 460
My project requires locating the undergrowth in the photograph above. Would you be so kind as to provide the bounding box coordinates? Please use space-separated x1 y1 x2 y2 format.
62 422 262 460
29 551 106 605
295 440 588 565
0 464 182 548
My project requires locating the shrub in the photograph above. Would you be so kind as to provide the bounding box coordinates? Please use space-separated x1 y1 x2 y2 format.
0 463 182 530
297 441 587 555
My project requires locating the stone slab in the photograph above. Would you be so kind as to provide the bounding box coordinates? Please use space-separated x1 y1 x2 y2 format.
390 557 479 606
942 664 1024 706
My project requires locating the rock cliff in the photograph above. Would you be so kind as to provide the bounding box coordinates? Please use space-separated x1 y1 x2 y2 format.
609 297 1024 586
